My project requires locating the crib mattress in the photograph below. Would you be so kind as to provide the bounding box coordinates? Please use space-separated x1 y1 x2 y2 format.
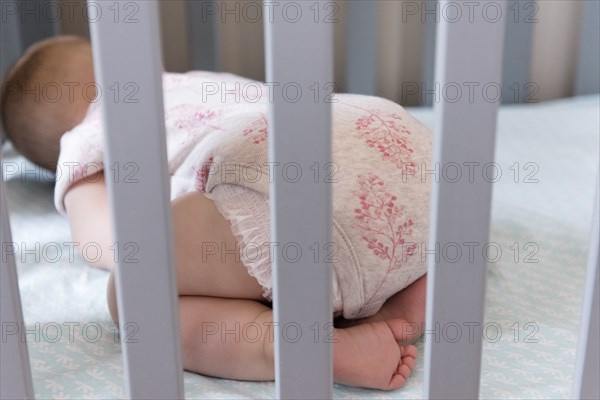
3 95 598 399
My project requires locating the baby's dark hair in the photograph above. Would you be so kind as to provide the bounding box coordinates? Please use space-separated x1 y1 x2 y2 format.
1 36 94 171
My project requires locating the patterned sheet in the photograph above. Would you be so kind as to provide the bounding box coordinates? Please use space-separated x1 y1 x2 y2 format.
3 95 598 399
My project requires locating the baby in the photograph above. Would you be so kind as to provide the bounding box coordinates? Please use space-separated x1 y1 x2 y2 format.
1 36 431 391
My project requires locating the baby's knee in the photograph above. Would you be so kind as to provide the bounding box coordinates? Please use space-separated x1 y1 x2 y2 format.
107 272 119 325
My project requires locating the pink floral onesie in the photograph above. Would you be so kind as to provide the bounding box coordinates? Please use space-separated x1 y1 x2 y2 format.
54 71 432 319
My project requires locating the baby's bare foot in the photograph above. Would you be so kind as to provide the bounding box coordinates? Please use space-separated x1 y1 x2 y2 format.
333 319 418 391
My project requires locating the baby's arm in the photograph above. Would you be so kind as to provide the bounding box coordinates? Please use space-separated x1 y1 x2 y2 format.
63 171 114 270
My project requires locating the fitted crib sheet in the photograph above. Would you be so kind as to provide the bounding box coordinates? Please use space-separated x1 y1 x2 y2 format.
3 94 598 399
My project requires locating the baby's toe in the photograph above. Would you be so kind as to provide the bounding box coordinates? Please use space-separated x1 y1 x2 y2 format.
387 371 407 391
402 344 418 359
397 362 412 380
402 355 416 370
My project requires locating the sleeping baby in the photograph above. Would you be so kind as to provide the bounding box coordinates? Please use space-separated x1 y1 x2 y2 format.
1 36 431 391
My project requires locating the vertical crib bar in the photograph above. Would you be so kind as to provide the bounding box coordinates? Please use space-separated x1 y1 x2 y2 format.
16 0 59 50
345 0 378 95
421 0 437 106
575 0 600 95
0 0 23 80
424 1 506 399
187 0 219 71
572 184 600 400
88 2 183 398
264 1 333 398
501 0 534 103
1 154 35 400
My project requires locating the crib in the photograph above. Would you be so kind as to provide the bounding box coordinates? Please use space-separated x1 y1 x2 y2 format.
1 0 598 399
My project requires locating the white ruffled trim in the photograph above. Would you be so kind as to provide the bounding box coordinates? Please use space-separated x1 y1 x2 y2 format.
205 184 274 301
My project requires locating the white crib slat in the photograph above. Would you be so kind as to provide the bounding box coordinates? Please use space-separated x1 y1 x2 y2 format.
88 2 183 398
1 154 35 400
424 1 506 399
572 184 600 400
264 1 333 398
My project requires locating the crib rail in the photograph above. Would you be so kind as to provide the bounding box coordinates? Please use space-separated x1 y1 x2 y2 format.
572 184 600 399
423 1 506 399
1 1 600 399
264 1 333 398
0 150 34 400
0 0 24 82
575 0 600 95
87 2 183 398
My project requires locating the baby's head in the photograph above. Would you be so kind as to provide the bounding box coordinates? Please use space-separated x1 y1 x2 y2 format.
1 36 95 171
